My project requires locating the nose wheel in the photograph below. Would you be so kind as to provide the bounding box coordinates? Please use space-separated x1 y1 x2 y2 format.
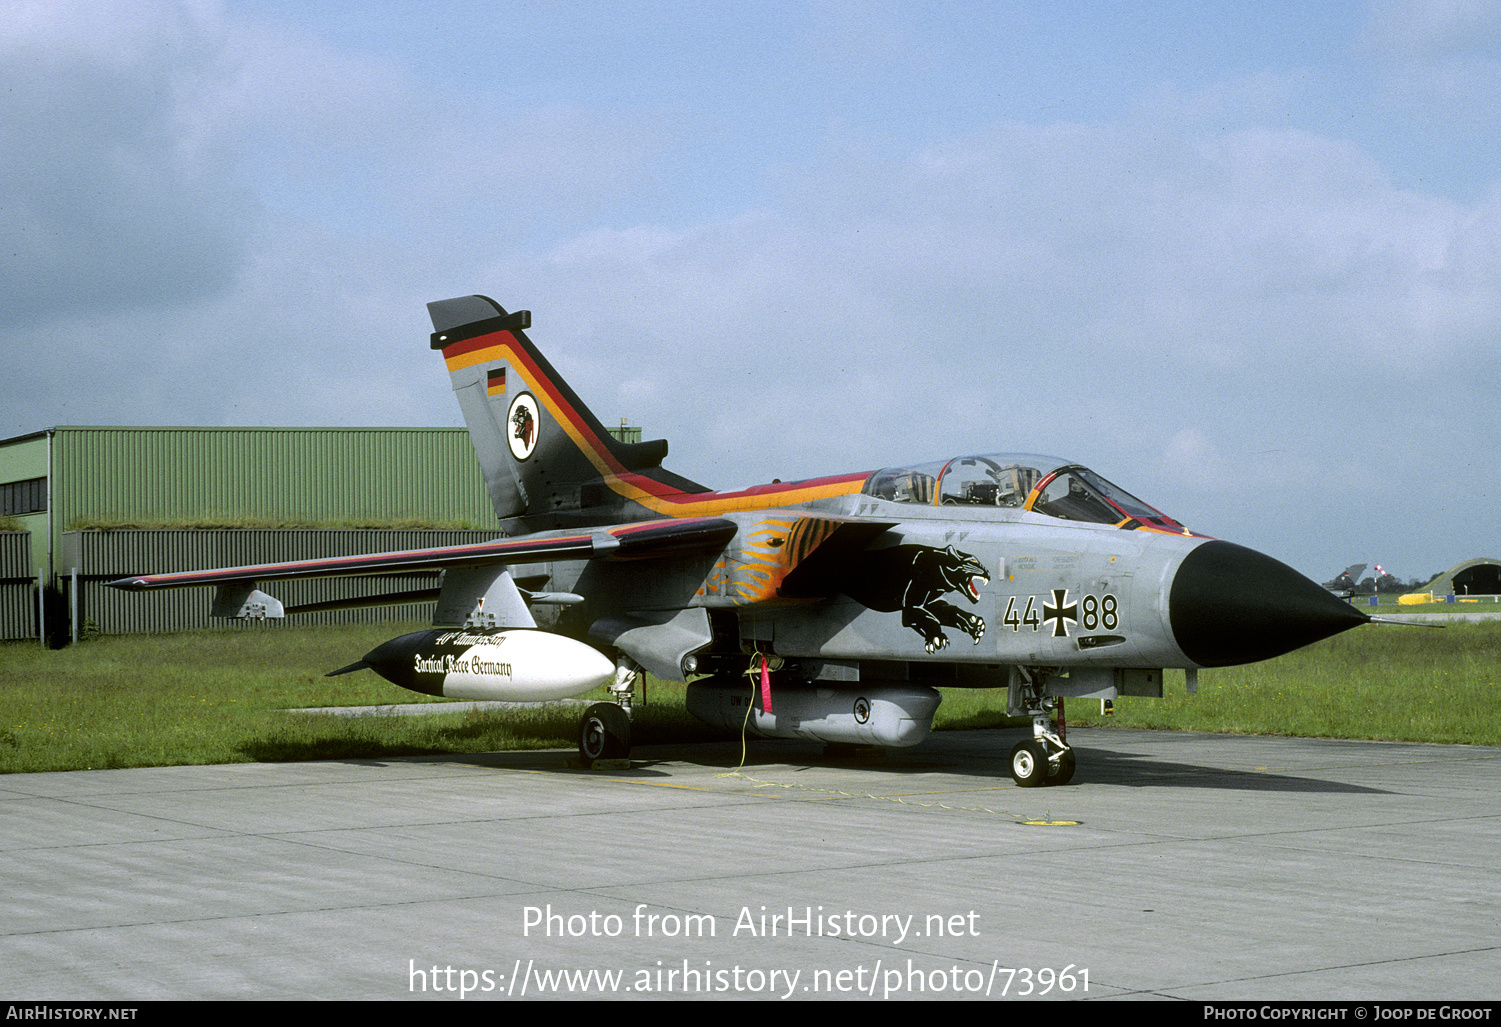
1007 671 1076 787
1009 737 1074 787
1009 739 1049 787
1046 746 1076 786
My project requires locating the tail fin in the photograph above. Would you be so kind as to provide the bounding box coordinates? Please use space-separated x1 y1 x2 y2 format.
428 295 706 530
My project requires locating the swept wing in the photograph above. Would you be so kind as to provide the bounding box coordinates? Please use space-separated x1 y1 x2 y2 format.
105 516 738 592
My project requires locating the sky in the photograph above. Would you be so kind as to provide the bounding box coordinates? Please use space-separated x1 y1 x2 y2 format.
3 0 1498 582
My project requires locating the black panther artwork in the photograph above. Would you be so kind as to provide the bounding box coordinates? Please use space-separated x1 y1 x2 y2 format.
838 544 990 653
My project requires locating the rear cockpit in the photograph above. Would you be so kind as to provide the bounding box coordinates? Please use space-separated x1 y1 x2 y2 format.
862 453 1190 533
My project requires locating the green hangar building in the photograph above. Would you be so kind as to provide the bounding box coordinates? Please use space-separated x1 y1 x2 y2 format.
0 426 505 642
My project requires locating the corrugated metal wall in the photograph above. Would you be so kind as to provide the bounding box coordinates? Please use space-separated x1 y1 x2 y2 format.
51 427 495 531
62 529 506 634
1 427 511 639
0 532 33 639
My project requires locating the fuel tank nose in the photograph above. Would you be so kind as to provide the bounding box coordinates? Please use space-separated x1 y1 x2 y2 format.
1169 540 1369 668
357 631 432 692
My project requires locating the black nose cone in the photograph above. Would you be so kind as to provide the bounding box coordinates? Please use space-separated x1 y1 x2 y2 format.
1170 540 1369 668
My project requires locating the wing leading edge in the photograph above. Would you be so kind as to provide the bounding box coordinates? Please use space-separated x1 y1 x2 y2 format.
104 516 739 592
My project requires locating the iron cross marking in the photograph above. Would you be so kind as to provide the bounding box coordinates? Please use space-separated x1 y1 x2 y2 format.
1042 589 1078 637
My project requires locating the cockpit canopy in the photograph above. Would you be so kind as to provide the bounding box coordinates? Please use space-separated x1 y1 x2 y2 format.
862 453 1186 533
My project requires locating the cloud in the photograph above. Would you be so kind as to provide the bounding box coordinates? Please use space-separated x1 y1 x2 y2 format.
1359 0 1501 63
0 0 687 435
0 1 251 328
208 16 679 244
3 2 1496 577
449 101 1501 581
1357 0 1501 128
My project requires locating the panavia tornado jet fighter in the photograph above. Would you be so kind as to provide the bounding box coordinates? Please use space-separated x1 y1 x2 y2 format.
108 295 1372 786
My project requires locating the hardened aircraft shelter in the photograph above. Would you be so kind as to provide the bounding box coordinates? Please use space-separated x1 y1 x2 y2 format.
1422 558 1501 598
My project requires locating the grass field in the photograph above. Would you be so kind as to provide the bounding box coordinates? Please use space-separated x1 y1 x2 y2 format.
0 623 707 774
1 618 1497 774
1064 617 1501 743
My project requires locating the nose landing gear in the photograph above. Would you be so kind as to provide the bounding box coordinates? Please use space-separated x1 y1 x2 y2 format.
1007 670 1076 787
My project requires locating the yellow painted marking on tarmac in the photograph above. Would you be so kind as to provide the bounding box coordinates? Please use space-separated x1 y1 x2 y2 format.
710 769 1075 822
598 778 724 793
456 758 1082 821
875 787 1015 798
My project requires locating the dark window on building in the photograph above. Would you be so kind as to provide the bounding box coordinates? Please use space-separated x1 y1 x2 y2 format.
0 477 46 516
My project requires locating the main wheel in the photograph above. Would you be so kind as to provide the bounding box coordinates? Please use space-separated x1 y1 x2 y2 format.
579 703 632 764
1046 748 1076 786
1009 739 1049 788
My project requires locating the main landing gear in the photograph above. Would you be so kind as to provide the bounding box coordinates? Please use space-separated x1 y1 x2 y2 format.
578 656 639 765
1007 669 1075 788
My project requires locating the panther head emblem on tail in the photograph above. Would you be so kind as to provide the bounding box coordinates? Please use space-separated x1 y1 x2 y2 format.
511 405 534 448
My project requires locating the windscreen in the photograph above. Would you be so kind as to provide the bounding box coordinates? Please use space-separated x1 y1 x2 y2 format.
1028 466 1185 531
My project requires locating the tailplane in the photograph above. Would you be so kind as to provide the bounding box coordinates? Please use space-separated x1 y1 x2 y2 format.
428 295 706 530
